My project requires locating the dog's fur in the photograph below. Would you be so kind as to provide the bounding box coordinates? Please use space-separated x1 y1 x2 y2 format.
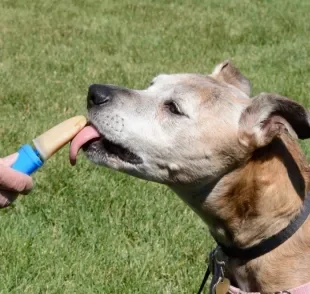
84 60 310 293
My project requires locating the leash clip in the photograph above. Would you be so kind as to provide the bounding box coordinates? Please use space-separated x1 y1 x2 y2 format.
211 248 231 294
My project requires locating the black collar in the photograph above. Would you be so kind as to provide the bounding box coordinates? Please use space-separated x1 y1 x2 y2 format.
215 193 310 260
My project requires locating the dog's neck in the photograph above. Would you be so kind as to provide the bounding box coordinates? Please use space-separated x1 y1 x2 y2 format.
208 136 310 247
172 135 310 292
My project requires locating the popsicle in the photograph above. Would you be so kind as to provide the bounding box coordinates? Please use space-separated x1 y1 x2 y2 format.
11 116 87 175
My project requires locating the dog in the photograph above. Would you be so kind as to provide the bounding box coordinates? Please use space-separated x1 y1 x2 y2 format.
70 60 310 293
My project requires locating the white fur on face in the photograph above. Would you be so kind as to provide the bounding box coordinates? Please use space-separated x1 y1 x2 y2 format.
86 72 250 184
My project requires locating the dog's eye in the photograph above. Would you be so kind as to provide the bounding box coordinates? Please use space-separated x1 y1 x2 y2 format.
165 101 183 115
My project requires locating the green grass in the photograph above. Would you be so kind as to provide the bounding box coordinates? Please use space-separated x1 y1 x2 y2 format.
0 0 310 293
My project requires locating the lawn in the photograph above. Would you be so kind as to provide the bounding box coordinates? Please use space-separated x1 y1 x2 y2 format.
0 0 310 293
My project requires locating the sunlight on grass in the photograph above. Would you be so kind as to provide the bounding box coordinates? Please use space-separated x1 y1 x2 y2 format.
0 0 309 293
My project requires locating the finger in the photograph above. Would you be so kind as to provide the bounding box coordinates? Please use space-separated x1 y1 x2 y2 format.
0 190 18 208
0 153 19 167
0 165 33 194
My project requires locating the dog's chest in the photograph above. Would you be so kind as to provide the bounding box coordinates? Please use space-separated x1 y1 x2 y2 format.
226 260 258 292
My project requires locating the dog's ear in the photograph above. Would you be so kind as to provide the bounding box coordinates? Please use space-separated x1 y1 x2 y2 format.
239 93 310 150
211 60 251 96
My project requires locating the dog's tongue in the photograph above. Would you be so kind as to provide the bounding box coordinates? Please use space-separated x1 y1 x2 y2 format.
69 126 101 165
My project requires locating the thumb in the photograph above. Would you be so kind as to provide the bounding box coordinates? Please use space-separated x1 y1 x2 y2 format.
0 153 19 167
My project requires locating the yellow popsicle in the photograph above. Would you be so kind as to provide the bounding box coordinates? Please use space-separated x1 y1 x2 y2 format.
33 115 87 161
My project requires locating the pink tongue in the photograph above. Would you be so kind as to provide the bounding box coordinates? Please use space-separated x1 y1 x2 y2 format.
69 126 101 165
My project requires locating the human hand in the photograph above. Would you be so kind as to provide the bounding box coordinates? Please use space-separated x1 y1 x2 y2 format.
0 153 33 208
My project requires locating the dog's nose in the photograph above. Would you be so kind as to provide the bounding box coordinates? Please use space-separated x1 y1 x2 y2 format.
87 84 113 106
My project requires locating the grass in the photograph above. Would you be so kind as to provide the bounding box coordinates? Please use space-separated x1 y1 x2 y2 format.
0 0 310 293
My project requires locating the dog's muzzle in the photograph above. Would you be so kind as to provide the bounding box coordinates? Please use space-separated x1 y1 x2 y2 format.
87 84 113 108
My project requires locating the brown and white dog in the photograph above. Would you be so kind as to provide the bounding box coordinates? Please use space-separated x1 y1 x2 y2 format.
70 61 310 293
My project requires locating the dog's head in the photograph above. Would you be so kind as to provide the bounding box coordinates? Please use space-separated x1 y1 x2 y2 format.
70 60 310 187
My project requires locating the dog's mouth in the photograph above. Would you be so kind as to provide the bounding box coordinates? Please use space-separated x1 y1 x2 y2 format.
69 125 143 166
